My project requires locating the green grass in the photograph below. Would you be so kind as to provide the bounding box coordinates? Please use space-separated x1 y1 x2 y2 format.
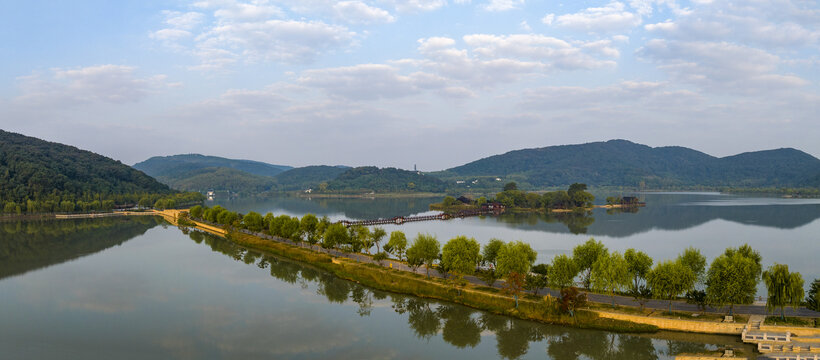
764 316 817 327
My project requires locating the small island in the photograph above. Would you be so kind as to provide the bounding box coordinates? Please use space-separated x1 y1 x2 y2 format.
430 182 644 213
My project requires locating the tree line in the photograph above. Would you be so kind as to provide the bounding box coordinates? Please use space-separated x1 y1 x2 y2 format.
1 191 204 215
439 182 595 211
187 204 820 316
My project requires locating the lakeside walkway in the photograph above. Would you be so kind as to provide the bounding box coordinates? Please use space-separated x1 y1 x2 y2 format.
204 224 820 318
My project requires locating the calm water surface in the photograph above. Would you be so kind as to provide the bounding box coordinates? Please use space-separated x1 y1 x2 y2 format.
0 216 753 359
212 192 820 294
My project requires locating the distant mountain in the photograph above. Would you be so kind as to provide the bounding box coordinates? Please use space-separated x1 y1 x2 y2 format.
441 140 820 189
0 129 171 206
160 167 278 193
328 167 447 193
133 154 292 179
273 165 349 191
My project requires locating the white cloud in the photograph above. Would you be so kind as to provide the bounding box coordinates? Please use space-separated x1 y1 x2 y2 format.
14 65 170 107
333 1 395 24
639 39 809 94
519 20 531 31
298 64 420 100
163 11 206 29
199 20 356 64
385 0 447 13
462 34 618 69
541 14 554 25
195 0 284 21
151 28 193 41
154 1 359 69
483 0 525 12
552 1 642 33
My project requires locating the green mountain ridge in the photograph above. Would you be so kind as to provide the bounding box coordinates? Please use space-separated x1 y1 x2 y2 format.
0 129 172 206
133 154 292 179
440 140 820 189
328 166 447 193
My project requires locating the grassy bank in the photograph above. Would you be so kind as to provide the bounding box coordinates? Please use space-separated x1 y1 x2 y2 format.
225 231 657 333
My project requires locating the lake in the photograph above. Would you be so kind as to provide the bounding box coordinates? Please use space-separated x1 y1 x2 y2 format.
210 192 820 295
0 215 754 359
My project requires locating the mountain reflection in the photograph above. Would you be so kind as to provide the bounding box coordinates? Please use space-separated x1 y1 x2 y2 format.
0 217 162 280
189 229 752 359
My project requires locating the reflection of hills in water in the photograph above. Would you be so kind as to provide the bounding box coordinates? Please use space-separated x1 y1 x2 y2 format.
494 200 820 237
188 229 752 359
0 217 162 280
212 194 820 236
210 196 440 219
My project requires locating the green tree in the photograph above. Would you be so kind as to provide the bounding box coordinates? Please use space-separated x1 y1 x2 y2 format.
624 248 653 292
807 279 820 312
242 211 263 232
591 251 631 307
496 241 537 277
550 254 578 289
526 268 548 296
503 182 517 191
647 260 696 313
572 238 608 289
407 233 440 278
371 227 387 254
189 205 203 219
322 223 348 249
442 196 460 207
762 263 804 320
706 246 761 315
138 197 152 209
441 236 481 276
678 247 707 285
482 238 504 268
300 214 319 248
387 231 408 261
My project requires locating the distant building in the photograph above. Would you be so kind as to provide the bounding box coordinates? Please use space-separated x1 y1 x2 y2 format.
456 180 466 184
305 188 312 193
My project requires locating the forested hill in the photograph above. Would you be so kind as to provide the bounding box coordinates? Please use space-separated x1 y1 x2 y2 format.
273 165 349 191
328 167 447 193
133 154 292 179
0 129 172 206
441 140 820 189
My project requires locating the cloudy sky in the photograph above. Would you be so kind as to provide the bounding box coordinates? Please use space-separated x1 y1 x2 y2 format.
1 0 818 170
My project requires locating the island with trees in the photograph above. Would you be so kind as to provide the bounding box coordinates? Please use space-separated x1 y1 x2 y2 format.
431 182 644 214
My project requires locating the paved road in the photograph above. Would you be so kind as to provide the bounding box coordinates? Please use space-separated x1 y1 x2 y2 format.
232 228 820 317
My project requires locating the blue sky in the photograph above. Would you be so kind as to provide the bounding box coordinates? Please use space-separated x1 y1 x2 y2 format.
1 0 818 170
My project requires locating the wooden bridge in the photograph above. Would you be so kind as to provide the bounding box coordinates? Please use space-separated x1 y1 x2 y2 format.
338 209 500 227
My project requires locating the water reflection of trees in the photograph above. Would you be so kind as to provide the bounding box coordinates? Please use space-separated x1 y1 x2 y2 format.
0 217 162 279
496 211 597 234
189 229 742 359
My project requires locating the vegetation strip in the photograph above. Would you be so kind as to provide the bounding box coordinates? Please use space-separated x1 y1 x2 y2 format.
174 204 820 336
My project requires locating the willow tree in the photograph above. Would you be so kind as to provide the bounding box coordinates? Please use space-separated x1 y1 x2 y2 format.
591 251 631 307
647 260 696 313
763 264 804 320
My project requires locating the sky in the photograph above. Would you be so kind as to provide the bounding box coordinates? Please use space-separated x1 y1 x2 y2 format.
1 0 818 170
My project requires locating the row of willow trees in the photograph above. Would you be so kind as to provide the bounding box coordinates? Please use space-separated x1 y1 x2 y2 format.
187 204 819 317
190 228 733 359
